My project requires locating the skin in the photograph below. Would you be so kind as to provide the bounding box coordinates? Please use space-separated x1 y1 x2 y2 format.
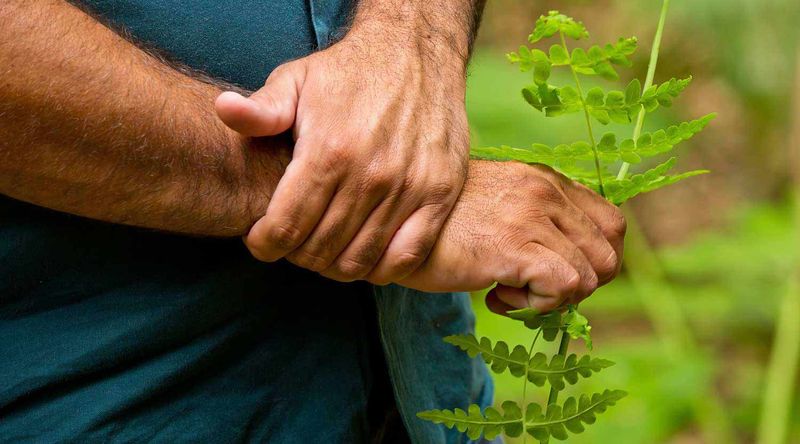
1 0 626 313
400 161 626 313
0 0 290 236
216 0 485 284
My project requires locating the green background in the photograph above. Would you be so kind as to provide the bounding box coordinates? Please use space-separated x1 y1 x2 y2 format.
464 0 800 442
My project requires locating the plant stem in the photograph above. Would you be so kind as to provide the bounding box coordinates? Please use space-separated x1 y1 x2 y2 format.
521 329 542 444
560 31 605 197
756 50 800 444
617 0 671 181
545 330 571 411
547 32 606 400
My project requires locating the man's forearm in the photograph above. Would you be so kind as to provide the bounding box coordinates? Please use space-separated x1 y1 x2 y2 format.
351 0 487 71
0 0 290 236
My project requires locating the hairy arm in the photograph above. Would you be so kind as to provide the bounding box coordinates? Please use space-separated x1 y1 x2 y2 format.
351 0 487 63
0 0 290 236
218 0 488 283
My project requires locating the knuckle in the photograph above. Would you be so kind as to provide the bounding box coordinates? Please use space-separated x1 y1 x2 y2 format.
329 238 386 280
604 206 628 239
527 178 565 205
427 180 459 203
320 139 353 168
596 249 620 282
370 252 426 286
559 267 582 298
385 236 434 279
391 251 427 275
289 249 332 272
332 257 372 281
583 272 599 295
365 170 395 196
267 223 304 251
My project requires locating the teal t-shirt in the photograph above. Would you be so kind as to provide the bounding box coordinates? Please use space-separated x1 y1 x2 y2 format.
0 2 494 443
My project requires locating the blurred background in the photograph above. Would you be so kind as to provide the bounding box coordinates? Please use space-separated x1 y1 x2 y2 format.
465 1 800 443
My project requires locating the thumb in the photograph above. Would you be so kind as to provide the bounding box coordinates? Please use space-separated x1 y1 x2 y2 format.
215 64 302 137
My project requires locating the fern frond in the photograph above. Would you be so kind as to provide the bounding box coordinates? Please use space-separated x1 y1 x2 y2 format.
521 84 567 116
417 401 524 440
584 77 692 125
529 11 589 43
527 353 614 390
444 333 612 387
470 144 607 183
472 114 714 173
603 158 709 204
444 334 530 376
506 308 563 341
596 113 717 164
471 142 592 166
525 390 628 443
640 76 693 111
510 37 637 83
520 77 692 124
569 38 639 80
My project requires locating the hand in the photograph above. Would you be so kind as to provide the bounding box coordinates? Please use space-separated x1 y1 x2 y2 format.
215 29 470 283
399 160 627 313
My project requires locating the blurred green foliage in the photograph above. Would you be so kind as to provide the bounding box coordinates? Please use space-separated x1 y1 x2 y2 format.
465 0 800 442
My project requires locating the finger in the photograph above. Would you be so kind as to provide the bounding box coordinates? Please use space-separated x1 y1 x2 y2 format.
366 201 449 285
486 289 517 316
321 190 413 282
244 155 336 262
494 285 530 310
215 64 302 137
495 243 581 313
286 178 386 272
549 199 618 286
536 222 600 303
560 182 626 281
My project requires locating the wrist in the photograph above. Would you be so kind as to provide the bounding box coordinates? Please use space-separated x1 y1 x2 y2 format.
347 4 471 77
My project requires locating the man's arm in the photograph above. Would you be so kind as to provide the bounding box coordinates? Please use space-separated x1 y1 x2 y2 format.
0 0 290 236
351 0 487 64
216 0 489 283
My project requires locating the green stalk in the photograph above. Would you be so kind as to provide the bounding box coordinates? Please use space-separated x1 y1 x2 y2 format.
756 51 800 444
521 329 543 444
546 331 571 412
540 30 606 413
615 2 734 440
560 31 605 197
757 277 800 444
617 0 671 181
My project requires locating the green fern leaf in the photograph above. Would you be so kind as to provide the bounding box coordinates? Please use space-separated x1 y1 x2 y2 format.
443 334 613 388
570 38 638 80
529 11 589 43
640 76 693 111
444 335 529 376
506 308 563 341
582 77 693 125
417 401 524 440
595 114 716 164
521 84 573 116
604 158 709 204
526 353 614 390
525 390 628 443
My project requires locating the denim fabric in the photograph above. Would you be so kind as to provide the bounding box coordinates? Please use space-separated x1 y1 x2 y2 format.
0 1 492 443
